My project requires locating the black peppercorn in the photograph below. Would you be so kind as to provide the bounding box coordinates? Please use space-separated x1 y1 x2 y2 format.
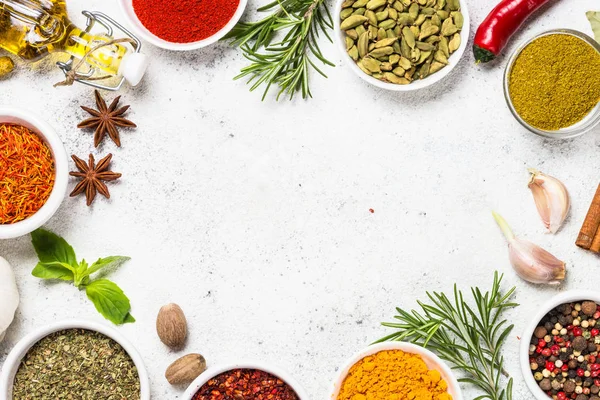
539 378 552 391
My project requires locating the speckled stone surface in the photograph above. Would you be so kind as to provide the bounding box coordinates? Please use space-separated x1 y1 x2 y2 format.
1 0 599 399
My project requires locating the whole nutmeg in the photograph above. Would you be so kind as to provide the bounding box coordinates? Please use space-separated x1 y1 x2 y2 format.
165 353 207 385
156 303 187 349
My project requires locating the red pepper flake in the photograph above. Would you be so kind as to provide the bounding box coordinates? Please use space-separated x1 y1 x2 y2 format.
369 208 374 213
0 124 55 224
192 369 299 400
132 0 240 43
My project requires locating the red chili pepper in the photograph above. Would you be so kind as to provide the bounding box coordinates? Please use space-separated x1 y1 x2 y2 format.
473 0 555 63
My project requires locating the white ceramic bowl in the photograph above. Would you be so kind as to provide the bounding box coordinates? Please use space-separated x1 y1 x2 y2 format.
0 320 150 400
0 108 68 239
183 361 309 399
335 0 470 91
329 342 463 399
520 291 600 400
117 0 248 50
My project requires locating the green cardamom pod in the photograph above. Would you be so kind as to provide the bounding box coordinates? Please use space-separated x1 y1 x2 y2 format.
448 32 461 53
356 25 367 36
357 60 373 75
388 7 398 20
451 11 463 29
341 8 354 19
352 0 369 7
436 10 449 20
375 37 398 48
441 18 458 36
389 54 400 64
384 72 410 84
392 40 402 53
430 14 441 28
421 7 435 15
352 7 366 15
439 35 449 57
410 25 420 38
419 24 439 40
341 15 368 30
408 3 419 19
345 36 355 50
402 27 416 49
376 9 389 21
425 34 440 44
392 66 406 76
366 0 387 10
436 0 446 8
386 29 397 38
377 27 387 40
400 37 411 58
379 19 396 30
396 13 414 26
410 47 421 62
348 45 359 60
380 62 393 71
370 46 394 58
446 0 459 11
418 50 432 64
416 41 435 51
405 66 416 79
342 0 355 8
393 1 405 11
429 61 445 74
418 61 431 79
346 29 359 40
400 0 411 6
418 0 427 5
368 25 379 38
358 32 370 57
433 49 448 64
365 10 378 25
362 57 382 72
398 56 412 69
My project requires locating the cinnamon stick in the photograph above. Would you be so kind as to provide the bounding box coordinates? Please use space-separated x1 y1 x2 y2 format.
590 229 600 253
576 184 600 250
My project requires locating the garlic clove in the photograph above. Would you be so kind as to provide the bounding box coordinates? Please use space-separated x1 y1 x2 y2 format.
528 169 570 234
493 211 566 285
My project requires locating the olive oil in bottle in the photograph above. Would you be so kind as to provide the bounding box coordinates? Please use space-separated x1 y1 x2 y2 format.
0 0 147 88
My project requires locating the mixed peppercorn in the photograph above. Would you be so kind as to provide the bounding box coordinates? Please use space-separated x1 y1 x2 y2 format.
529 301 600 400
192 369 299 400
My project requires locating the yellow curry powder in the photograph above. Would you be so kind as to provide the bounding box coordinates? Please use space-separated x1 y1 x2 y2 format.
509 34 600 131
337 350 452 400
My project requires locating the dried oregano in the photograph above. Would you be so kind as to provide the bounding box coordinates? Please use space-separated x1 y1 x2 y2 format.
12 329 141 400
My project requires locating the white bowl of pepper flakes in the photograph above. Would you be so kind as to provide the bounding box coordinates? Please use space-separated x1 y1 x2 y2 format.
521 291 600 400
183 361 309 400
0 320 150 400
335 0 470 91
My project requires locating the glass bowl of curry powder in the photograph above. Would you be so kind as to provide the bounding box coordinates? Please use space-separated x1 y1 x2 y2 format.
504 29 600 139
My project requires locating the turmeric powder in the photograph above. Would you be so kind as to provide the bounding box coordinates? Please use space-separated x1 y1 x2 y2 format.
337 350 452 400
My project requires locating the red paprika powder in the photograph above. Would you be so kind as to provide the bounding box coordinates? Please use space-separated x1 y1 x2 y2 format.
133 0 240 43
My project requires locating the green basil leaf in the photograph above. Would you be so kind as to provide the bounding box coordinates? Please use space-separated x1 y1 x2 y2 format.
32 261 75 281
588 11 600 43
85 279 134 325
31 229 77 267
85 256 131 277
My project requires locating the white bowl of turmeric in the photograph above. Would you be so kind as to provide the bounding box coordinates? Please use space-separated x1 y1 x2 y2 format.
330 342 463 400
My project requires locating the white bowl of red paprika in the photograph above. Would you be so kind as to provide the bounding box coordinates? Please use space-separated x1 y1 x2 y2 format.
117 0 248 50
0 107 68 239
330 342 463 400
183 362 309 400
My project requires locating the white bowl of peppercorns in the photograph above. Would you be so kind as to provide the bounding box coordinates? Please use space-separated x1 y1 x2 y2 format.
522 291 600 400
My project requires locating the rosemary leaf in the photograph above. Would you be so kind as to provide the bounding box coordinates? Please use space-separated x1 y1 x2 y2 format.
223 0 334 100
378 272 517 400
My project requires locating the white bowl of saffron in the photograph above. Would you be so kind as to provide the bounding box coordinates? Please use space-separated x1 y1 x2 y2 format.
117 0 248 51
0 107 68 239
330 342 463 400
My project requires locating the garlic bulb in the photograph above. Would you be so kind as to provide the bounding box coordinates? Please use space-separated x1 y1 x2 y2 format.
0 256 19 342
493 212 566 285
528 169 570 234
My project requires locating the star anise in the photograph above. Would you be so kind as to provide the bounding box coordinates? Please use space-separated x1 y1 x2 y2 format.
70 153 122 206
78 90 136 147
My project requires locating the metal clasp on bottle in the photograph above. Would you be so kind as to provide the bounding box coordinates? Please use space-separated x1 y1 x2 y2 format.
56 11 142 91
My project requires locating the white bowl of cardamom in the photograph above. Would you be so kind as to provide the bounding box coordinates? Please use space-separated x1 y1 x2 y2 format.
330 342 463 400
0 320 150 400
335 0 470 91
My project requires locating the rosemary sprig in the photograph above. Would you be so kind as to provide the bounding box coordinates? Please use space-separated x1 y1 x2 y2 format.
223 0 334 100
377 272 518 400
